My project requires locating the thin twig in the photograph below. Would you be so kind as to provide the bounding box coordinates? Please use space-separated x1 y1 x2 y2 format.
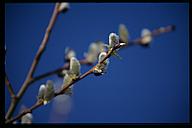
127 25 176 45
5 3 61 120
30 59 93 84
5 74 15 98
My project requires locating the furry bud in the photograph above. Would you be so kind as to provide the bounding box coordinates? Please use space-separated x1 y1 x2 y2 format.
93 52 109 76
62 73 73 96
58 3 69 13
65 47 76 61
141 28 152 45
109 33 119 47
85 42 105 64
43 80 55 105
119 24 129 44
21 113 33 124
38 84 46 100
69 57 81 77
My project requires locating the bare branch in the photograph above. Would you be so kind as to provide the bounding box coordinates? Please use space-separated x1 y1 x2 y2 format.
5 3 61 120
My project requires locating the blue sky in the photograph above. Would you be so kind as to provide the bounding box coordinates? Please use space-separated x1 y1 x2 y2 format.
5 3 189 123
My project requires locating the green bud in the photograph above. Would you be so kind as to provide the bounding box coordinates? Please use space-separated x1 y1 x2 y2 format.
65 47 76 61
119 24 129 44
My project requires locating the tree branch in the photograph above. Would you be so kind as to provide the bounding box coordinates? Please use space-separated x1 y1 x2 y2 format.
126 25 176 46
5 3 61 120
5 18 175 123
5 74 15 98
28 25 176 85
5 42 120 124
5 100 44 124
30 59 93 84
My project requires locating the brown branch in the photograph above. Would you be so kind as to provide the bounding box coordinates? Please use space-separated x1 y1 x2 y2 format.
126 25 176 46
5 43 121 124
5 74 15 98
5 100 44 124
28 25 176 85
5 25 175 123
30 59 93 84
5 3 61 120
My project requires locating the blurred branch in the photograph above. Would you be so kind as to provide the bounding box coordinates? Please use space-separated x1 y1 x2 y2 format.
5 3 61 120
125 25 176 46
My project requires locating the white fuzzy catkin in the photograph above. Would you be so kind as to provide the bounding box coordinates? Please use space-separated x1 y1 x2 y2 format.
62 73 73 89
93 52 109 75
70 57 81 76
141 28 152 45
98 52 107 63
38 84 46 100
21 113 33 124
85 42 105 64
65 47 76 60
109 33 119 47
43 80 55 105
58 3 69 13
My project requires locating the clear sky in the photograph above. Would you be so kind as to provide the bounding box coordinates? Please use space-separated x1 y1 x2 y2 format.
5 3 189 123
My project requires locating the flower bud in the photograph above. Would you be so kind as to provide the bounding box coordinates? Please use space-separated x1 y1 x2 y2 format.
85 42 106 64
93 52 109 76
62 73 73 96
62 73 73 88
141 28 152 46
109 33 119 48
65 47 76 61
98 52 107 63
119 24 129 44
38 84 46 100
43 80 55 105
58 3 69 13
21 113 33 124
69 57 81 77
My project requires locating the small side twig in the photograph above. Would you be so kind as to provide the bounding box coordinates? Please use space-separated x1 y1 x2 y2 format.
31 59 92 84
5 74 15 98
